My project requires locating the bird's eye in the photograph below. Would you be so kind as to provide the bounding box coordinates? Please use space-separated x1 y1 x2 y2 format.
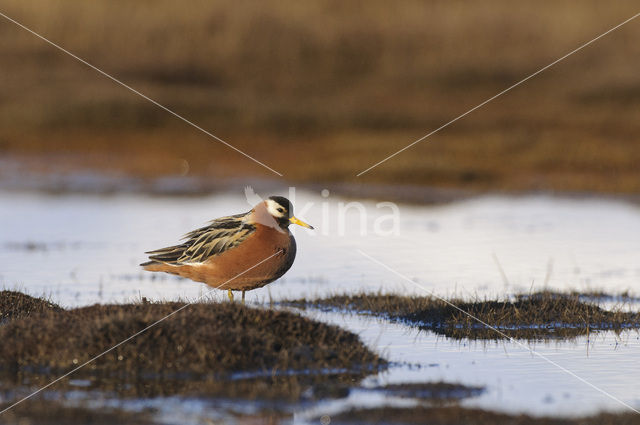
277 207 284 213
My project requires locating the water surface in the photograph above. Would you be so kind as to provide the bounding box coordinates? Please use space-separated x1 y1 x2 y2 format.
1 191 639 305
1 189 639 418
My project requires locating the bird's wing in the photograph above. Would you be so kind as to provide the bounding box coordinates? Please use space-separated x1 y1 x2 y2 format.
145 212 255 265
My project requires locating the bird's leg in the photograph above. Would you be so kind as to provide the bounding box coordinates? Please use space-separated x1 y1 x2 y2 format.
227 289 234 302
242 291 246 304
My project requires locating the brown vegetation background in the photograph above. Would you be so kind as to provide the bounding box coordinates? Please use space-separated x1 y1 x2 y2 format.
1 1 639 193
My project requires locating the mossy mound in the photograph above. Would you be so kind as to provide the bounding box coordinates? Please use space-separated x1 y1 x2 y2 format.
1 301 384 375
0 400 154 425
327 406 640 425
0 290 62 322
0 293 385 400
287 291 640 339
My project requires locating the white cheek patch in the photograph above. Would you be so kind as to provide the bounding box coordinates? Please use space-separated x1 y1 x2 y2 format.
266 200 286 218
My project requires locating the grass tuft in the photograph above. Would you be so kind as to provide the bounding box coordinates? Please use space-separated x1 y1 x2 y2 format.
0 290 62 322
286 291 640 339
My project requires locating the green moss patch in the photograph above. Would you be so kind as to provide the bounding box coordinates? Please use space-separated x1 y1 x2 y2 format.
286 291 640 339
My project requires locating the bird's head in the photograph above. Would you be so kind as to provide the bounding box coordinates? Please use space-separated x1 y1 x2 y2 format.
256 196 314 230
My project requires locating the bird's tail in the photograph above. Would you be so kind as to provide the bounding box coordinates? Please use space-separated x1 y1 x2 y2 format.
140 260 166 272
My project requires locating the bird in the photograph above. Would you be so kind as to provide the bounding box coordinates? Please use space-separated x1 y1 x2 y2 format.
140 196 313 302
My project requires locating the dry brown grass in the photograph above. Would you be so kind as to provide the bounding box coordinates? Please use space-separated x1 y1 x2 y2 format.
287 291 640 339
0 290 62 322
1 1 639 193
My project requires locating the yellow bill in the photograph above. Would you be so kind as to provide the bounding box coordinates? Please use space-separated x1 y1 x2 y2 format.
290 216 314 229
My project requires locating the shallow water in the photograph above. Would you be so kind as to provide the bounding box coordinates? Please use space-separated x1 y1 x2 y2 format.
1 189 640 419
1 190 639 305
294 310 640 420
